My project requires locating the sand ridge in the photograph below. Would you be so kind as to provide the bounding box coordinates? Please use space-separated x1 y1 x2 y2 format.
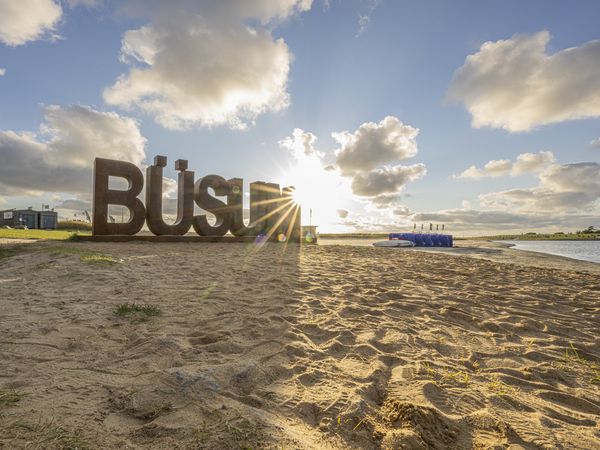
1 241 599 448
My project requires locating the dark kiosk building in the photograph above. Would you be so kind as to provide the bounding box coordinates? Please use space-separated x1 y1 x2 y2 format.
0 208 58 229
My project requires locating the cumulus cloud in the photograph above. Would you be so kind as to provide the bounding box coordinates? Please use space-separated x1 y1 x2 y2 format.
590 138 600 149
329 116 425 205
0 105 146 196
448 31 600 132
0 68 5 76
334 116 419 175
0 0 62 46
412 209 600 233
457 151 555 179
480 162 600 213
278 128 322 160
351 164 426 197
104 0 312 129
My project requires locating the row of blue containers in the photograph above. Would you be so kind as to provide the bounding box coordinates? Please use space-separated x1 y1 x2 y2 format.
389 233 453 247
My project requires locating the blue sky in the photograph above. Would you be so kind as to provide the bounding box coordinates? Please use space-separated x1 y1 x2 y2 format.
1 0 599 233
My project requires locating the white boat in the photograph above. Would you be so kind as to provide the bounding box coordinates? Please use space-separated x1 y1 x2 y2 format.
373 239 415 248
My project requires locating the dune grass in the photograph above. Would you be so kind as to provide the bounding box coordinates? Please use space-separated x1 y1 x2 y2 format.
6 419 91 450
42 246 118 265
0 389 26 408
0 228 90 241
114 303 161 319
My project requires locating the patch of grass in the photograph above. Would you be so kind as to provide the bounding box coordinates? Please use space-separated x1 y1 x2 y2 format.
80 254 118 265
67 233 81 242
0 228 90 241
0 248 17 259
7 418 91 450
114 303 161 319
486 375 518 396
57 220 92 232
0 389 25 407
143 402 172 421
41 246 118 265
558 342 600 386
422 362 471 387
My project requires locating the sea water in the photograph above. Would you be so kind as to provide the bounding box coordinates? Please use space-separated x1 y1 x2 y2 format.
503 240 600 264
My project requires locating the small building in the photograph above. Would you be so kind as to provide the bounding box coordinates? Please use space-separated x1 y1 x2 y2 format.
0 208 58 230
301 225 318 243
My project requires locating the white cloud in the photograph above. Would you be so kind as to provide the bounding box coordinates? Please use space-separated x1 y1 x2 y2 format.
0 68 5 76
0 105 146 196
590 138 600 149
104 1 312 130
448 31 600 132
480 162 600 213
334 116 419 175
356 0 379 37
0 0 62 46
457 151 555 179
351 164 426 197
412 208 600 234
278 128 322 160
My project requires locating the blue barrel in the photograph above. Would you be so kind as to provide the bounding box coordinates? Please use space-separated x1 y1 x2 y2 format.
448 235 453 247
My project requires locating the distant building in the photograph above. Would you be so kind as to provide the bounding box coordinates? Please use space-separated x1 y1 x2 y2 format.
0 208 58 229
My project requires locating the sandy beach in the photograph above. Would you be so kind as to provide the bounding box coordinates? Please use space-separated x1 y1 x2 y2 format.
1 239 599 449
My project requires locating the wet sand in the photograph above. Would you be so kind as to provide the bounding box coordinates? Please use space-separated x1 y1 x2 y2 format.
1 239 599 448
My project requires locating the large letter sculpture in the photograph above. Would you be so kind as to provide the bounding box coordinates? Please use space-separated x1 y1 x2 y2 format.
227 178 253 236
193 175 233 236
146 156 194 235
92 156 302 242
93 157 146 235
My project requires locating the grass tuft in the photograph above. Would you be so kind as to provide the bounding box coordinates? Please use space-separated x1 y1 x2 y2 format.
42 246 118 265
8 418 91 449
80 254 117 265
114 303 161 319
0 389 26 407
67 233 81 242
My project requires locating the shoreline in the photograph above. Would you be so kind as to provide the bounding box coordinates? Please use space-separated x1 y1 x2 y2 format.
318 237 600 273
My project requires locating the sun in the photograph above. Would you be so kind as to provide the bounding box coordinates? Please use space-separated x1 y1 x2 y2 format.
280 158 349 229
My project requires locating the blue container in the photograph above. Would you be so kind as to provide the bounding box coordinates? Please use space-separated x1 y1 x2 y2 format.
423 234 433 247
438 235 449 247
448 235 453 247
414 234 425 246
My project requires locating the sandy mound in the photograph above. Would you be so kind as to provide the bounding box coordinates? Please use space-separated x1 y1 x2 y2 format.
1 241 599 448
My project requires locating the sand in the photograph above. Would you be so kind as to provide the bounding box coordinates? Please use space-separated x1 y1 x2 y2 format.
0 239 599 449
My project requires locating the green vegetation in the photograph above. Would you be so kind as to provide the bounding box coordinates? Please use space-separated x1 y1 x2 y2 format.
42 246 118 265
79 254 118 265
114 303 161 318
0 228 90 240
464 231 600 241
318 232 389 239
6 419 91 450
0 389 25 408
555 343 600 386
57 220 92 232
